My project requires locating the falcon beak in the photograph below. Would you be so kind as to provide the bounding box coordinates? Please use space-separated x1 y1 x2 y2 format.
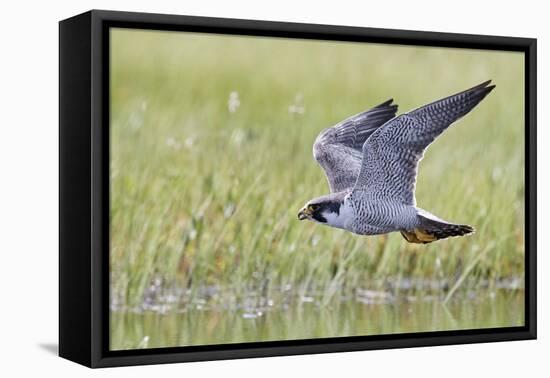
298 207 310 220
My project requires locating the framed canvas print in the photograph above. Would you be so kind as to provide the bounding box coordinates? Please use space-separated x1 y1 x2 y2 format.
59 10 537 368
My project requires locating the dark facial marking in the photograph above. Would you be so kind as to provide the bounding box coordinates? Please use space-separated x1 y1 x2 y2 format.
310 201 341 223
325 201 341 215
312 212 327 223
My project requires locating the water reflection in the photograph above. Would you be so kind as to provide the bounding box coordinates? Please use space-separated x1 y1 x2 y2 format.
110 282 524 350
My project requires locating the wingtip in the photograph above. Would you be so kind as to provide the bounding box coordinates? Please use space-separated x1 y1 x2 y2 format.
481 80 496 90
372 98 398 114
377 98 394 107
470 80 493 91
471 80 496 98
479 82 496 97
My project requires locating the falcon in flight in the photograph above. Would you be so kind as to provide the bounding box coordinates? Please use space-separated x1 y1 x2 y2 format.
297 81 495 243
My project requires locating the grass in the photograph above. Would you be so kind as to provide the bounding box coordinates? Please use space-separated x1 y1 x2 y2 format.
109 28 525 347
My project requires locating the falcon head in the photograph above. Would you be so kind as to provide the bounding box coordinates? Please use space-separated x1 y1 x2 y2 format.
297 192 349 229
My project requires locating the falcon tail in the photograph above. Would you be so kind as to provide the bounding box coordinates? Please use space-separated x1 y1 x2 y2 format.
400 212 474 244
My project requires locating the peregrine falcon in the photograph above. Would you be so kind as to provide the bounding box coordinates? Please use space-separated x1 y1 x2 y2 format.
298 81 495 244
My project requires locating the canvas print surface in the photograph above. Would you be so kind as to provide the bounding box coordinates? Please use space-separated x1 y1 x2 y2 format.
109 28 525 350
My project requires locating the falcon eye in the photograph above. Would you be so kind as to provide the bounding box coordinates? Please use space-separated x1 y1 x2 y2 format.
308 204 320 211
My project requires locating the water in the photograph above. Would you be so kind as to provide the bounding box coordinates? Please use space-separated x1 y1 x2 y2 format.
110 286 524 350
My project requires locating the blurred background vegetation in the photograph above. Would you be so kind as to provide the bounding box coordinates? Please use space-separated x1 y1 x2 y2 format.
109 28 525 350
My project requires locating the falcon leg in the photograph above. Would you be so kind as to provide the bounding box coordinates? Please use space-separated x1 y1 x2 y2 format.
400 229 437 244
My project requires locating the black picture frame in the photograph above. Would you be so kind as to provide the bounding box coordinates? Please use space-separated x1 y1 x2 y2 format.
59 9 537 368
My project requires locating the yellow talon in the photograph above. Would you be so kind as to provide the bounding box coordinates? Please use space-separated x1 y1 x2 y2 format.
400 230 419 243
401 228 437 244
414 228 437 243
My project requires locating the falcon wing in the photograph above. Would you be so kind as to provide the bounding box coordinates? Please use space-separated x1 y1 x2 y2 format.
352 80 495 205
313 99 398 193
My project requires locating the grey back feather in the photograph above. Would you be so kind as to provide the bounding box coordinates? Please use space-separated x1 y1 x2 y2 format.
313 100 398 193
352 81 495 205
